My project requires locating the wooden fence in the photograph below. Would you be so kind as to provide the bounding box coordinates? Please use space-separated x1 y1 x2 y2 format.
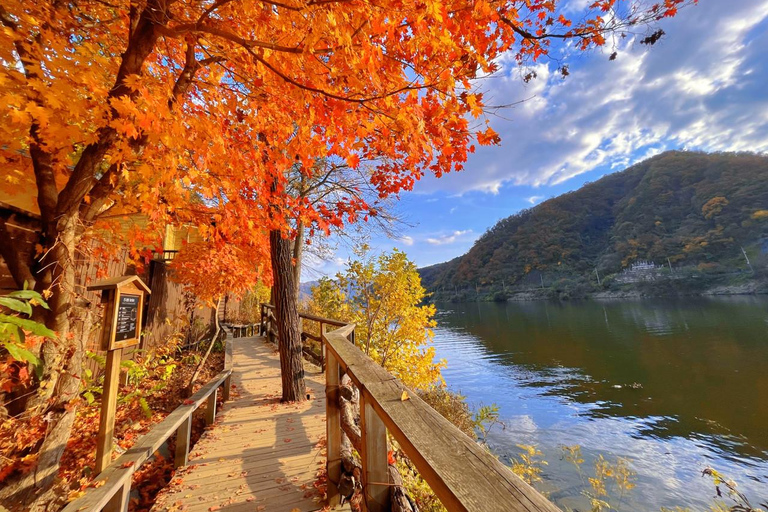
62 330 234 512
260 303 560 512
259 303 350 370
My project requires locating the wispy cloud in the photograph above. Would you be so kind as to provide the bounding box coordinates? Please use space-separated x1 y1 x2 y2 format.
400 235 414 246
426 230 473 245
526 195 544 205
413 0 768 194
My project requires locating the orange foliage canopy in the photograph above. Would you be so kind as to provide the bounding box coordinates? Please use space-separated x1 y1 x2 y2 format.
0 0 689 299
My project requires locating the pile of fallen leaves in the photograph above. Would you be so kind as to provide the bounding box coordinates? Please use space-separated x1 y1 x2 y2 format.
59 346 225 511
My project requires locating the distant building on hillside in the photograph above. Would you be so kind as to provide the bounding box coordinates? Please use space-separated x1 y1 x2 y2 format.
628 260 660 272
616 260 664 283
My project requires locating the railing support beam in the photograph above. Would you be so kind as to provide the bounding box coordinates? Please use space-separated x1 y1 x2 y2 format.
222 375 231 401
103 481 130 512
205 389 218 425
326 352 342 507
360 394 390 512
175 416 192 468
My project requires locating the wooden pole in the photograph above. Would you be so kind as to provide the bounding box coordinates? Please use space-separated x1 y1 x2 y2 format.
205 388 218 425
103 480 131 512
175 416 192 467
96 347 123 474
320 321 326 372
361 394 389 512
326 352 342 506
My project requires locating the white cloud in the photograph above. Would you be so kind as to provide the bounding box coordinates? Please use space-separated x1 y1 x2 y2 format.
426 229 473 245
400 235 414 246
526 195 544 205
414 0 768 194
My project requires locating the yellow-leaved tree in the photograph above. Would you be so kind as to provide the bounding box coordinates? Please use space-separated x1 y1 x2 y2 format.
308 248 443 391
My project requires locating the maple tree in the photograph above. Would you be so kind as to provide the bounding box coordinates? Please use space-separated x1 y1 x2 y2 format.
0 0 690 506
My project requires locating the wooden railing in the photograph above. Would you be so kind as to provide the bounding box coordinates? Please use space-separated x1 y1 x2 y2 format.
324 325 560 512
260 303 560 512
259 303 351 370
228 322 259 338
62 332 234 512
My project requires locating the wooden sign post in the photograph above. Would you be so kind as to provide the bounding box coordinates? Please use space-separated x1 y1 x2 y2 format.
87 276 150 474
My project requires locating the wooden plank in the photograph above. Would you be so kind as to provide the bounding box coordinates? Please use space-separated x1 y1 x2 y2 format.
150 335 330 512
299 311 347 327
165 466 320 494
262 304 348 328
302 346 323 366
324 329 561 512
184 435 327 466
61 464 134 512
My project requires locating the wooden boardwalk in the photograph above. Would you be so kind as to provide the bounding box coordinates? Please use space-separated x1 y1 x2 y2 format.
151 336 330 512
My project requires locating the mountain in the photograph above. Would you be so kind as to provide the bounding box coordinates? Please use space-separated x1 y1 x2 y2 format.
419 151 768 300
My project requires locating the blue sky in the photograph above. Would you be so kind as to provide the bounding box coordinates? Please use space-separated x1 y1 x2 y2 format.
303 0 768 281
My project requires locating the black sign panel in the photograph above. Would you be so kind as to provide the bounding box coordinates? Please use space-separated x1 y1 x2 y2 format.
115 294 140 342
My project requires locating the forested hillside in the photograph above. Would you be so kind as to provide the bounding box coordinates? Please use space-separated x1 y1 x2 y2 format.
420 151 768 299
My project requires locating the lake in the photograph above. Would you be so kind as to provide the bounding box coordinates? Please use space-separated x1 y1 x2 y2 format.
431 297 768 511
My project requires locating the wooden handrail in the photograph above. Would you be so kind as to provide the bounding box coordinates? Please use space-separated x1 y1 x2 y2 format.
259 303 354 370
63 331 234 512
323 325 561 512
260 303 558 510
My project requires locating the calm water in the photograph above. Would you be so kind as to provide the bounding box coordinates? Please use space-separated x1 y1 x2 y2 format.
432 297 768 511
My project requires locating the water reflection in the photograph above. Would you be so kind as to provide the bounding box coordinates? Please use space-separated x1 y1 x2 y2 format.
432 296 768 511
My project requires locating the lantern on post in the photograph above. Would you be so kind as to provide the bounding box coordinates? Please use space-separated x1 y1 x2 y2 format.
87 276 150 474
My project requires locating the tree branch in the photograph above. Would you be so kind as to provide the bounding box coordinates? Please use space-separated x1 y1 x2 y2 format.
56 2 163 217
0 217 36 289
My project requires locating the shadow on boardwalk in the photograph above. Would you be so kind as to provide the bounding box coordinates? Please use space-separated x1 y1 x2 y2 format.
151 336 328 512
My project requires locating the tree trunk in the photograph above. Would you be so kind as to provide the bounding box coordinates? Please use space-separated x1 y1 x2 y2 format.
269 229 306 402
0 213 90 511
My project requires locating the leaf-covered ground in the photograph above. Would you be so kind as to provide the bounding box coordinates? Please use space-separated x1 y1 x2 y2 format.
60 350 226 511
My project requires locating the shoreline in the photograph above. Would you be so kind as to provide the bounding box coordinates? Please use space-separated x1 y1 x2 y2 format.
427 280 768 303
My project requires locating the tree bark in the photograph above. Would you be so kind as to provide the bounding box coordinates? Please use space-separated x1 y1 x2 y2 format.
0 214 91 511
292 219 304 298
269 229 306 402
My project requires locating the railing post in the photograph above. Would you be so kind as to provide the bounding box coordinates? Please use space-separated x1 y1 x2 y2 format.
360 394 390 512
222 375 231 401
95 347 123 474
222 336 232 402
320 322 326 372
205 389 218 425
175 415 192 468
326 351 342 507
103 480 131 512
